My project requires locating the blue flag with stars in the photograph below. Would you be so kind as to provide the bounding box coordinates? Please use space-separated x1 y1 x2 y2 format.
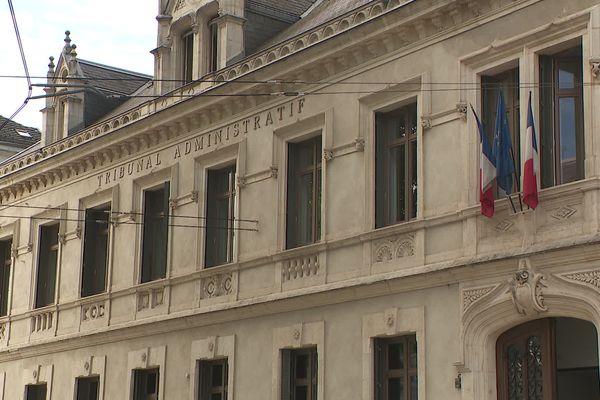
492 90 515 194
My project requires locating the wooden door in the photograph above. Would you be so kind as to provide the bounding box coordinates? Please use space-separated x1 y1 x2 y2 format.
496 319 556 400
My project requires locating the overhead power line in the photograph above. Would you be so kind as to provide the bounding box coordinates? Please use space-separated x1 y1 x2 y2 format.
0 0 32 131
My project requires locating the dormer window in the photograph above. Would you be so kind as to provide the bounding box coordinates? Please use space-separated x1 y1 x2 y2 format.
182 30 194 83
209 18 219 73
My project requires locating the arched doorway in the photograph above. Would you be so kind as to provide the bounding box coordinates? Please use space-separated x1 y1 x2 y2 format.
496 317 600 400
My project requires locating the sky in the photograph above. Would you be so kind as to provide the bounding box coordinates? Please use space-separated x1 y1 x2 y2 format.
0 1 158 130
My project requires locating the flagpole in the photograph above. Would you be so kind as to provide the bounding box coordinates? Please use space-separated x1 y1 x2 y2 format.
508 146 523 212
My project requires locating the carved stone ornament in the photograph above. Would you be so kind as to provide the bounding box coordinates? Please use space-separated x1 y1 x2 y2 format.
201 273 234 299
174 0 186 11
456 102 468 121
591 59 600 79
508 259 547 315
373 234 415 263
559 269 600 290
462 286 495 312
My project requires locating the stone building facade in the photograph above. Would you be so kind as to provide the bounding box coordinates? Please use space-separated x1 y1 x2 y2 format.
0 0 599 399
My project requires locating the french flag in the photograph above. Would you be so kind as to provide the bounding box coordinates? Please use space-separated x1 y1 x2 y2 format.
523 92 539 209
471 105 496 217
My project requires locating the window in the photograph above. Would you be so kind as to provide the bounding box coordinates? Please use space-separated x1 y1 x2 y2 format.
35 223 59 308
182 30 194 83
133 368 159 400
375 103 418 228
76 376 99 400
198 359 228 400
81 206 110 297
281 347 318 400
496 318 599 400
0 239 11 317
286 136 322 249
374 335 418 400
141 183 170 283
482 68 520 193
25 384 47 400
209 19 219 72
205 165 236 268
540 45 584 188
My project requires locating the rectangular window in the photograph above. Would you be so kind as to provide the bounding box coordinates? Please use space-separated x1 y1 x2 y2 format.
540 45 584 188
133 368 159 400
81 206 110 297
205 165 236 268
482 68 520 194
35 223 59 308
25 384 47 400
209 19 219 72
281 347 318 400
141 182 170 283
374 335 418 400
198 359 229 400
76 376 99 400
375 103 418 228
286 136 322 249
182 30 194 83
0 239 12 317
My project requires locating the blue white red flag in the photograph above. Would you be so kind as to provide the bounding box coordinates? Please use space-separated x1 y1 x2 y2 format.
471 105 496 217
523 92 539 209
492 91 515 195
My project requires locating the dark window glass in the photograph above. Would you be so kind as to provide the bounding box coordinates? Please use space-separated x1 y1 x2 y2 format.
286 136 322 249
205 165 236 268
35 224 59 308
183 31 194 83
209 19 219 72
375 335 418 400
198 359 228 400
26 384 47 400
540 45 584 188
141 183 170 283
281 347 318 400
134 368 159 400
76 376 99 400
481 68 521 195
0 239 12 317
81 206 110 297
375 103 418 228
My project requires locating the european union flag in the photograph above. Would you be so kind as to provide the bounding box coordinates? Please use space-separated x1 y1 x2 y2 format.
492 90 515 194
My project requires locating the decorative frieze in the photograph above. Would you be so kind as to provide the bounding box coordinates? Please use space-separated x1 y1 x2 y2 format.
372 234 415 263
282 255 319 281
201 273 234 299
558 269 600 290
137 286 165 311
82 301 106 322
31 310 54 333
462 286 495 312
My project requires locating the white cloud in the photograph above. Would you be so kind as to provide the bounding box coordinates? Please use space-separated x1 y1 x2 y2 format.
0 1 157 129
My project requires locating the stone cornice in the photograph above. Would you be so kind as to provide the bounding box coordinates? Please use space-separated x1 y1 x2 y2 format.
0 0 559 203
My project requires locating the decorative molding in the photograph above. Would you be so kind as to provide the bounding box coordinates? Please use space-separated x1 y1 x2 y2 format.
31 310 54 333
420 116 432 129
591 58 600 79
372 234 415 263
201 272 234 299
174 0 186 12
508 258 547 315
82 301 106 322
462 285 495 312
558 269 600 290
551 205 577 220
456 102 468 121
281 254 319 281
494 219 515 232
137 286 165 311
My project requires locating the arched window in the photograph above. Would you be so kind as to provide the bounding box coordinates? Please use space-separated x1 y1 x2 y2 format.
496 318 600 400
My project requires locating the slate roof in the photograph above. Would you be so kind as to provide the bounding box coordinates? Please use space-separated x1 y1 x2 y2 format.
78 59 152 96
0 116 41 149
246 0 318 23
260 0 373 50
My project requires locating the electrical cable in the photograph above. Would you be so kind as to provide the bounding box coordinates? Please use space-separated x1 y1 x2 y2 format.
0 203 259 224
0 0 32 132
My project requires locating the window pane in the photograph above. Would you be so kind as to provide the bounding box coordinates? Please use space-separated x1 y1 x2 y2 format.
141 183 169 282
410 140 417 220
26 384 47 400
409 338 417 369
410 376 418 400
36 224 59 308
558 66 576 89
0 240 11 316
76 376 99 400
296 353 309 379
388 377 404 400
212 363 223 387
82 207 109 297
558 97 578 183
205 166 235 267
388 342 404 370
211 394 222 400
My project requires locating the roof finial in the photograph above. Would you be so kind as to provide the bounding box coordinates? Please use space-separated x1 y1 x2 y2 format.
48 56 55 73
64 30 72 53
70 44 77 59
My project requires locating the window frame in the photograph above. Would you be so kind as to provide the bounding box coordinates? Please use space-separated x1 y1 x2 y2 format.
132 368 160 400
34 222 60 309
375 102 418 228
373 335 418 400
0 237 13 317
182 30 195 84
80 204 111 298
204 164 236 268
75 375 100 400
285 134 323 249
281 347 318 400
197 358 229 400
140 181 171 284
24 383 47 400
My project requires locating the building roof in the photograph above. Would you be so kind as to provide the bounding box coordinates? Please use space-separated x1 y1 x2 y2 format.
0 116 41 149
260 0 373 50
246 0 319 23
78 59 152 97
